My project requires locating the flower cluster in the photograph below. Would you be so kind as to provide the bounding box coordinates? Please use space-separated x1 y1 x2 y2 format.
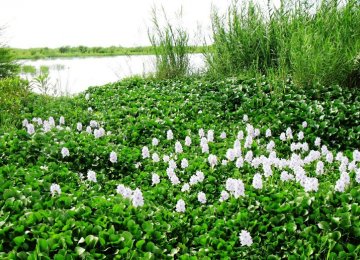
116 184 144 207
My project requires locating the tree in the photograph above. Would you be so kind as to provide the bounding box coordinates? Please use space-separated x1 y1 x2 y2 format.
0 26 19 78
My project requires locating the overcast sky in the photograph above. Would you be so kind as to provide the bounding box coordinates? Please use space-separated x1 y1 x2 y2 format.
0 0 280 48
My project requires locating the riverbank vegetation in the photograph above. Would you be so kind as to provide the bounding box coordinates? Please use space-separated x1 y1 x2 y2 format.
10 45 205 60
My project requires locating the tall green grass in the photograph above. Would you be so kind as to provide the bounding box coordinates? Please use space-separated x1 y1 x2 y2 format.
148 7 190 79
206 0 360 88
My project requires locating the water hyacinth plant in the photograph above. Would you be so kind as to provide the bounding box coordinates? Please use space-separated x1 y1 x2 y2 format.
0 76 359 259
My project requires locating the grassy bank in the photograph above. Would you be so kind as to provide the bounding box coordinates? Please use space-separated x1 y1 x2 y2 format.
10 46 205 60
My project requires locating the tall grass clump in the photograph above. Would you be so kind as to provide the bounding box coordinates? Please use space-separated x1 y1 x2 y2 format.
148 7 190 79
206 0 360 88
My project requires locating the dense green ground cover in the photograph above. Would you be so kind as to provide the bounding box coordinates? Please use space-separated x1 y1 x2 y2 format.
0 77 359 259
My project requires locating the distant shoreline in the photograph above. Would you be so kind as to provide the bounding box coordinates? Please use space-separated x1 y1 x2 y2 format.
10 46 206 60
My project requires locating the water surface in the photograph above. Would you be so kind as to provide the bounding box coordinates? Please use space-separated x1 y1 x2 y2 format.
19 54 205 95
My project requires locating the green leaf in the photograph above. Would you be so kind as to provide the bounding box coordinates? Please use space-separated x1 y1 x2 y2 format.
85 235 99 248
142 221 154 234
317 221 330 231
13 236 25 246
38 238 48 252
136 239 145 249
75 247 86 255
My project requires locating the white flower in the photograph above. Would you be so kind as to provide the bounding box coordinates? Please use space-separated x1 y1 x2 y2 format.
175 141 183 154
235 157 244 168
280 171 294 182
50 183 61 196
303 177 319 192
314 137 321 147
225 178 245 198
243 114 249 122
110 151 117 163
219 190 229 202
86 126 92 134
26 124 35 135
43 122 51 133
76 122 82 131
302 142 309 152
181 158 189 169
280 132 286 141
201 142 209 154
88 107 93 112
189 175 198 186
335 179 346 192
321 145 328 156
94 128 105 138
132 188 144 207
87 170 97 183
286 127 293 139
254 128 260 137
302 121 308 128
252 173 263 189
220 132 227 139
175 199 186 213
151 173 160 185
169 174 180 185
181 183 190 192
239 230 253 246
85 93 90 100
197 192 207 204
169 159 177 169
22 119 29 127
185 136 191 146
59 116 65 125
336 152 343 161
316 161 324 175
266 141 275 152
116 184 133 199
152 153 160 163
207 130 214 142
163 155 170 162
355 169 360 184
265 129 272 137
61 147 69 158
226 149 236 161
353 150 360 162
237 131 244 140
245 151 253 163
152 138 159 146
244 135 253 148
208 154 218 168
142 146 150 159
90 120 98 128
298 131 304 140
48 117 55 126
222 159 228 166
167 130 174 140
199 128 205 138
196 171 205 182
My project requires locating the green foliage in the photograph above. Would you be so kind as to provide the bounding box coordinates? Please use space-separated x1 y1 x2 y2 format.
0 27 19 78
0 77 359 258
0 77 31 131
148 7 190 79
206 0 360 88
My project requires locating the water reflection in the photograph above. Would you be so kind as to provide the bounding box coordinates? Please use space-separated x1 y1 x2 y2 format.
19 54 205 95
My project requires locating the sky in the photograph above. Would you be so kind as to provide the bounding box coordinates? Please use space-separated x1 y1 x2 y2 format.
0 0 280 48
